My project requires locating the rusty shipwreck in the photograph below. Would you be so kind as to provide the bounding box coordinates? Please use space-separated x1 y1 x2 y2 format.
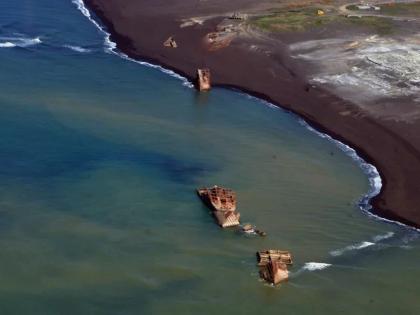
197 185 240 228
197 68 211 91
257 250 293 285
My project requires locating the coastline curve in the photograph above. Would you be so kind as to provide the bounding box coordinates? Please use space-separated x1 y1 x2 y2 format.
72 0 419 233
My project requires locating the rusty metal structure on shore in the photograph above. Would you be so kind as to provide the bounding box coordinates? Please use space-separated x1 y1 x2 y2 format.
197 68 211 91
257 250 293 285
229 12 248 20
163 36 177 48
197 185 240 227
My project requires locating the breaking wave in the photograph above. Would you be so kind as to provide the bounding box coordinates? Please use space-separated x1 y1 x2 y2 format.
302 262 332 271
302 118 419 233
241 93 390 230
72 0 193 88
0 42 15 48
290 262 332 278
0 36 41 48
372 231 394 242
330 241 375 257
63 44 91 53
299 120 383 217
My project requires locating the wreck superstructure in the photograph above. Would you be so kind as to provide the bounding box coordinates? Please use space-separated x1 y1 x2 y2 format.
197 185 240 227
257 250 293 285
197 68 211 91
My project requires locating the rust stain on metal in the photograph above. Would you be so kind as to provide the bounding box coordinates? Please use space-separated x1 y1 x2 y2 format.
197 68 211 91
257 250 293 285
197 185 240 227
163 36 177 48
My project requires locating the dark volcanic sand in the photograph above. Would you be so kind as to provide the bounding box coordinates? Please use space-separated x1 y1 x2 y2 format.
83 0 420 229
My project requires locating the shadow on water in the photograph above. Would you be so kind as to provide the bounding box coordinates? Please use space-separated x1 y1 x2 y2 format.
0 103 216 184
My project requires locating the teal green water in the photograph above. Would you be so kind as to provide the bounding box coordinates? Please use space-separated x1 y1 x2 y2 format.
0 1 418 314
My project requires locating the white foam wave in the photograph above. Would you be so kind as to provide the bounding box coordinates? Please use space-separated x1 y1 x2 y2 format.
243 92 418 233
330 241 375 257
303 262 332 271
372 231 394 242
244 95 387 222
299 119 382 196
0 36 41 48
0 42 15 48
72 0 193 88
64 44 91 53
297 119 420 233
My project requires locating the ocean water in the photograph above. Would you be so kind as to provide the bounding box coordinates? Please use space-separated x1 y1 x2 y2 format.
0 1 419 314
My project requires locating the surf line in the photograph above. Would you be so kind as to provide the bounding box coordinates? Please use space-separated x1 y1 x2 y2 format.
289 262 332 279
73 0 419 233
71 0 193 88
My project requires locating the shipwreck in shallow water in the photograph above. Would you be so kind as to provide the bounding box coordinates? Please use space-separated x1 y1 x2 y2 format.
197 68 211 91
197 185 240 227
257 250 293 285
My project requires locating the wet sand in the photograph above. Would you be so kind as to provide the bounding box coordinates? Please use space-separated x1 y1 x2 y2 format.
83 0 420 229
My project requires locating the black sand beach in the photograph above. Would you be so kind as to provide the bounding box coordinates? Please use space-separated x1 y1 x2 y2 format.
83 0 420 228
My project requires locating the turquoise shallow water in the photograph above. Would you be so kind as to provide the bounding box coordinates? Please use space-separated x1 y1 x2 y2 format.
0 1 419 314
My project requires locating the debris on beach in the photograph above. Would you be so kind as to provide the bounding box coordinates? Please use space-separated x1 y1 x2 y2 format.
204 31 235 51
229 12 248 20
197 185 240 227
197 68 211 91
163 36 177 48
356 4 381 11
345 40 360 50
180 17 205 28
257 250 293 285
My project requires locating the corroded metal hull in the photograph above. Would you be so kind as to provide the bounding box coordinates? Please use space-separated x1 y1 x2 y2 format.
197 68 211 91
257 250 293 266
197 186 240 227
257 250 293 285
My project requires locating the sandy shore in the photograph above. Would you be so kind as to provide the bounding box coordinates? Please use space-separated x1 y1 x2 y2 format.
83 0 420 229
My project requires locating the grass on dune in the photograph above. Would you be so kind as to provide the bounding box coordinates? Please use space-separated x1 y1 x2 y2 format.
251 7 395 35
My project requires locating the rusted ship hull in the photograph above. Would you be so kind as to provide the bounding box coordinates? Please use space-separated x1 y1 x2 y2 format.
257 250 293 266
259 260 289 285
197 68 211 91
197 187 237 212
213 210 241 228
257 250 293 285
197 186 240 228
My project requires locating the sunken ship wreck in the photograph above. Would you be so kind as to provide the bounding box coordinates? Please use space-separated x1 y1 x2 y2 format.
197 185 241 228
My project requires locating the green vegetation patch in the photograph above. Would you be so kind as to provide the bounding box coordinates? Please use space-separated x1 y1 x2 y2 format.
251 7 395 35
251 8 336 32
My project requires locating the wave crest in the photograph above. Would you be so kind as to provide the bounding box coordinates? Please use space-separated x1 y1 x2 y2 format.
303 262 332 271
330 241 375 257
64 44 91 53
72 0 193 88
0 36 42 48
372 231 394 242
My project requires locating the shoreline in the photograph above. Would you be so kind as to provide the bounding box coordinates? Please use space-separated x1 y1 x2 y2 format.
76 0 420 230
